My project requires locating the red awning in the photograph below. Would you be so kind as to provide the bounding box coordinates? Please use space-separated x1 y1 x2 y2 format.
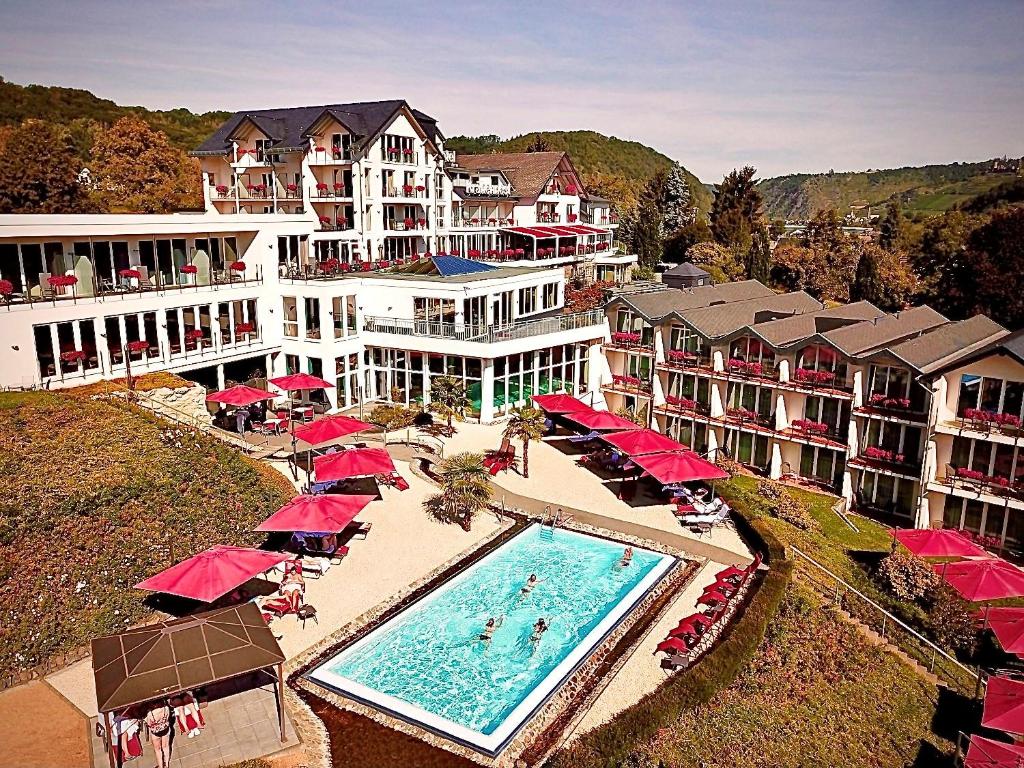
269 373 334 391
602 429 686 456
964 734 1024 767
501 225 584 238
255 494 376 533
561 225 608 235
935 559 1024 602
892 528 990 559
531 394 592 414
205 385 273 407
985 608 1024 655
314 447 395 481
564 410 643 432
135 545 289 602
984 675 1024 734
292 414 373 446
630 451 730 484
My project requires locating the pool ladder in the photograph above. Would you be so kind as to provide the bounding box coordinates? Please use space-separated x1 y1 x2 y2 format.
539 506 573 540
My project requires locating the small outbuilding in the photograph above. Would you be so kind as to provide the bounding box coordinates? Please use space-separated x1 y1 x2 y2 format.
662 262 711 289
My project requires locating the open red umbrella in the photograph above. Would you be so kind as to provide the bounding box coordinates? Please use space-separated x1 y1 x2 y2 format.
655 637 689 653
135 545 289 602
531 394 591 414
564 410 642 432
255 494 376 533
964 734 1024 767
205 385 272 407
602 429 685 456
293 414 373 446
269 373 334 391
631 450 730 483
984 675 1024 735
314 447 395 482
983 607 1024 655
892 528 990 559
935 559 1024 602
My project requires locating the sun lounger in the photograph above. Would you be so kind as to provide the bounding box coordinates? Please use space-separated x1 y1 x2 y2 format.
568 430 601 443
350 521 372 539
672 504 698 518
660 650 691 670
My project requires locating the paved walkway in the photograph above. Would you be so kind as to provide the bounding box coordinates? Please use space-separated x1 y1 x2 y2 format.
0 680 90 768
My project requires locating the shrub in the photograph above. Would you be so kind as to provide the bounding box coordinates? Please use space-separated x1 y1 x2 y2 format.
927 585 978 655
877 549 941 603
756 478 816 531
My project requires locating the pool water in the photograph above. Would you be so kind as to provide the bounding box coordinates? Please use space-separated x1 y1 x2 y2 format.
307 524 673 753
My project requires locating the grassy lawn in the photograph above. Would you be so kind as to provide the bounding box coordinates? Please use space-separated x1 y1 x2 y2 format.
0 390 295 678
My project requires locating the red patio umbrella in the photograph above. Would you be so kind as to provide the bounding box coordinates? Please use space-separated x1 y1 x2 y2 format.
269 373 334 391
655 637 689 654
205 385 273 407
964 734 1024 767
983 607 1024 655
984 675 1024 735
255 494 376 533
602 429 685 456
135 545 289 602
698 587 732 606
531 394 591 414
293 414 373 446
314 447 395 482
892 528 990 559
631 451 730 484
934 558 1024 602
564 410 642 432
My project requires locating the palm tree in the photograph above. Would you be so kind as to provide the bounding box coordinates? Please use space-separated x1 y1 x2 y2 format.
425 452 493 531
502 406 547 478
428 375 471 430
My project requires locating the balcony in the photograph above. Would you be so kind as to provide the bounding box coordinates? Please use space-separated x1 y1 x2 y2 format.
958 409 1024 436
282 258 411 281
657 351 714 374
603 332 655 354
781 419 847 449
309 146 354 164
537 212 562 224
381 148 417 164
714 358 779 386
848 446 922 477
313 184 354 199
214 184 302 201
384 218 429 233
854 395 927 424
450 217 513 229
940 464 1024 503
382 185 429 199
778 367 855 399
722 407 776 434
317 216 352 231
602 374 652 397
363 309 604 344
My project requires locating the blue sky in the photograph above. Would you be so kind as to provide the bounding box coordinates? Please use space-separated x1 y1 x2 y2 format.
1 0 1022 181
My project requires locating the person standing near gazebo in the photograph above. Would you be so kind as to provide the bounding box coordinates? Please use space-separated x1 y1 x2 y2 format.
144 700 173 768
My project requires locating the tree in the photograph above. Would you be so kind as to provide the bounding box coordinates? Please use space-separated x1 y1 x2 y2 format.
774 209 859 303
970 208 1024 327
663 218 712 263
710 166 763 251
745 225 773 283
630 172 666 269
428 376 471 429
878 201 907 251
770 242 820 295
525 134 551 153
912 210 986 317
0 119 89 213
90 115 202 213
367 403 416 445
686 241 744 283
660 163 694 233
850 243 917 311
425 452 493 531
502 406 546 478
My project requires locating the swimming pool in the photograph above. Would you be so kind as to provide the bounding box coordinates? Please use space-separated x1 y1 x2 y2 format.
306 524 674 755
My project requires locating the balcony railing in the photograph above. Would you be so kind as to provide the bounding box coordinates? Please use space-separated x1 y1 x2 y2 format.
659 351 713 371
943 464 1024 501
450 217 514 228
363 309 604 344
604 374 652 395
956 409 1024 436
851 447 922 475
309 146 354 163
537 213 561 223
785 367 854 394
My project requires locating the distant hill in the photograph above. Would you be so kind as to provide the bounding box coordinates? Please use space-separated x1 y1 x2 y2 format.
0 76 230 158
758 160 1017 220
446 130 711 215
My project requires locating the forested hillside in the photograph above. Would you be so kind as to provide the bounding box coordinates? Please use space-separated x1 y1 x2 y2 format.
759 160 1015 220
446 130 710 216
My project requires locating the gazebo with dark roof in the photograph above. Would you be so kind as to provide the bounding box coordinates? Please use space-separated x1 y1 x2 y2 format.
91 602 287 768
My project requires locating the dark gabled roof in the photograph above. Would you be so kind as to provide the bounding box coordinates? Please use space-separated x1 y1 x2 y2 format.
678 291 823 339
91 602 285 713
916 318 1019 377
821 305 947 356
608 280 774 322
663 262 711 278
455 152 569 199
886 315 1008 374
747 301 885 347
193 100 439 156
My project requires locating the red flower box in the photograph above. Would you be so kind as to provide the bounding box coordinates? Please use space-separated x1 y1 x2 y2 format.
0 279 13 296
336 217 348 227
668 350 697 363
118 269 141 279
792 418 829 434
794 368 836 385
319 216 331 225
235 323 254 334
60 350 87 364
611 331 642 345
728 358 764 376
181 265 198 274
316 182 329 191
126 340 150 354
567 213 578 223
215 184 228 194
184 329 204 341
416 185 425 192
333 182 344 191
402 184 413 195
665 395 698 410
403 217 414 229
869 393 912 410
727 407 758 421
48 275 78 288
229 261 246 272
321 257 341 272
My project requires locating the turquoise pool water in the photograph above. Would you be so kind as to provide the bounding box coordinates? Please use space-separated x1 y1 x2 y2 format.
308 525 673 753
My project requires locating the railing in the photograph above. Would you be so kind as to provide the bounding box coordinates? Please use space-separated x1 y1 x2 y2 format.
363 309 605 343
790 545 976 694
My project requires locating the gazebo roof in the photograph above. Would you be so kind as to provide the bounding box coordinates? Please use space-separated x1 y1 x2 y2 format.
91 602 285 713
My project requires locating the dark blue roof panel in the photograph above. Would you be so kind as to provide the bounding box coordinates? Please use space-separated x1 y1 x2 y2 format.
432 255 498 277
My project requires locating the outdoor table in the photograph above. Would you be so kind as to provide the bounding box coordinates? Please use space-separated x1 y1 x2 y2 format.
264 417 287 434
292 405 314 423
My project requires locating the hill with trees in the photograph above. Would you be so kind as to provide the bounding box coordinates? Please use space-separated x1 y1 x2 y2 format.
446 130 711 216
758 160 1015 220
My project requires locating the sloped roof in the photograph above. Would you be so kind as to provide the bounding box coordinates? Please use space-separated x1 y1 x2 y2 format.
821 305 947 356
91 602 285 713
609 280 774 322
455 152 568 198
748 301 885 346
887 315 1007 373
664 262 711 278
679 291 823 339
193 100 440 155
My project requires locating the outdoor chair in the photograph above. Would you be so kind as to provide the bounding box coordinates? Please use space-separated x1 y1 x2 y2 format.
660 650 691 671
349 521 372 539
568 430 601 444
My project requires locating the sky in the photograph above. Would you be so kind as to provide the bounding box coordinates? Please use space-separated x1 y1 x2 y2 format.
0 0 1022 181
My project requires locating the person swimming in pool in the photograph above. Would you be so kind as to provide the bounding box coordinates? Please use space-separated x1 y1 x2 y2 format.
619 546 634 568
518 573 545 600
478 616 503 644
529 618 549 648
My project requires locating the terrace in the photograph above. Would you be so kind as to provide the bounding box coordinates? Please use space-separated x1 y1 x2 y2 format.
363 309 605 344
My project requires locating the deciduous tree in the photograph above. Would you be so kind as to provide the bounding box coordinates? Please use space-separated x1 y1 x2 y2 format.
0 119 89 213
686 241 744 283
710 166 763 252
850 243 917 311
878 201 907 251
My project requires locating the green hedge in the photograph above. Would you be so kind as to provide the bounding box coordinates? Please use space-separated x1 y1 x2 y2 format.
547 497 793 768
